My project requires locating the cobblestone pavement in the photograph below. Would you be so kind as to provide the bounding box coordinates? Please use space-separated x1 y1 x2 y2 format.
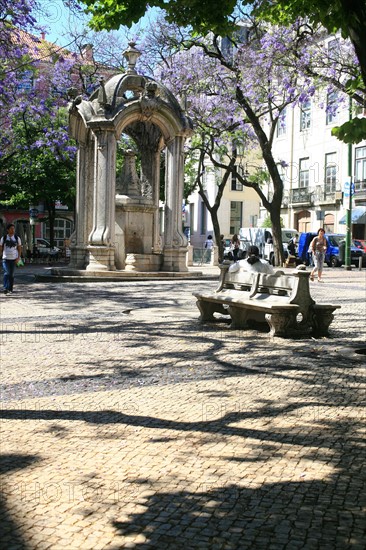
0 266 365 549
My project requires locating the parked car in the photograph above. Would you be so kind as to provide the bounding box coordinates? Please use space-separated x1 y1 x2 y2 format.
238 227 299 265
297 232 365 267
353 239 366 253
34 238 61 259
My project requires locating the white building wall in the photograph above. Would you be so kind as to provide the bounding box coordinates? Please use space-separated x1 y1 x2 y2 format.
268 94 366 237
187 167 260 247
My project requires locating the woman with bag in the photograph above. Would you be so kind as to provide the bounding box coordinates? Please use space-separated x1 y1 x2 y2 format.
0 223 22 294
310 228 327 282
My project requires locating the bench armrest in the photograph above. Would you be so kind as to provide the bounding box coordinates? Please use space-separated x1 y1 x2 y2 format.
216 263 231 292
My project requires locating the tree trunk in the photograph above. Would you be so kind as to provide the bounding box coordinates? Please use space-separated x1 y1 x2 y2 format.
211 213 223 263
269 206 284 267
45 201 56 248
341 0 366 90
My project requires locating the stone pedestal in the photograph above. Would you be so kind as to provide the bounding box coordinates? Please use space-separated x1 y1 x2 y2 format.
125 253 163 272
162 248 188 272
212 246 219 266
86 245 116 271
69 245 88 269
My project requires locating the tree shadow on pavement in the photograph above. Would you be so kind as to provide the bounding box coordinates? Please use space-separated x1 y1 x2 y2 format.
1 383 364 547
1 310 365 402
111 473 364 549
0 454 40 550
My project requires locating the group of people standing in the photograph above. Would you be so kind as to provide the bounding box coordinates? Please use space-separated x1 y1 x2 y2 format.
219 228 328 280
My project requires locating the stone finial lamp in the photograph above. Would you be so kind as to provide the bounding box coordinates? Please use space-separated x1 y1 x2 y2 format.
123 42 141 74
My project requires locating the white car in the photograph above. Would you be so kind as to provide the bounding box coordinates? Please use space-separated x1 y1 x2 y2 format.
34 238 61 258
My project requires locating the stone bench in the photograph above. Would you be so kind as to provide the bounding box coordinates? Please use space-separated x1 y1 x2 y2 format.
193 264 340 337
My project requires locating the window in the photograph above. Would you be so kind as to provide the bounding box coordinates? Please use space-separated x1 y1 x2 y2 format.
231 144 243 191
230 201 242 234
200 201 207 235
277 107 287 136
236 143 245 156
189 203 195 235
250 215 258 227
300 100 311 131
299 158 309 188
355 146 366 182
326 91 338 125
325 152 337 193
231 166 243 191
44 218 73 248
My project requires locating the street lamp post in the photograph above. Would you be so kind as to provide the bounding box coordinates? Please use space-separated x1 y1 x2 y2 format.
344 99 353 270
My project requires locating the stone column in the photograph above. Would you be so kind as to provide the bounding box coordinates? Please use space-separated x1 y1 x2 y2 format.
87 125 117 271
162 136 188 271
152 149 163 254
69 136 94 268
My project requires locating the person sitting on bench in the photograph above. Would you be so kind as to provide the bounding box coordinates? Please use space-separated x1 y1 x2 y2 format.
229 245 274 274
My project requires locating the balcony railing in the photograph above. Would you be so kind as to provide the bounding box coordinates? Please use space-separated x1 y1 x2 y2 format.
291 187 313 204
354 179 366 192
313 184 342 203
267 185 345 207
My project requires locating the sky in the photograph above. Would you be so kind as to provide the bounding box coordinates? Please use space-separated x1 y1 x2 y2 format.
35 0 85 45
35 0 156 50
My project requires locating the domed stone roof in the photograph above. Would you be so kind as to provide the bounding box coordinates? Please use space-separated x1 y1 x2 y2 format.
68 42 193 143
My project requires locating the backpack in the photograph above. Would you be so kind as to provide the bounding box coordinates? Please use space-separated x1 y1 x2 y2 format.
2 234 20 249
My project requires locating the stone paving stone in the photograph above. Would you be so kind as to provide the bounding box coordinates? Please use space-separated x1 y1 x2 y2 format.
0 269 365 548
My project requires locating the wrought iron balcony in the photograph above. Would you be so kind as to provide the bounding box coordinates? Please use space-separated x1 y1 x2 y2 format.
354 179 366 200
313 184 342 203
354 179 366 191
291 187 313 204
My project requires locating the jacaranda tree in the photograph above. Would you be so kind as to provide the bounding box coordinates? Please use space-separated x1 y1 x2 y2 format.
139 15 356 264
0 0 78 247
79 0 366 143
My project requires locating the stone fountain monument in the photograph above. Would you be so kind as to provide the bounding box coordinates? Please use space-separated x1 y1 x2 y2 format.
67 43 193 274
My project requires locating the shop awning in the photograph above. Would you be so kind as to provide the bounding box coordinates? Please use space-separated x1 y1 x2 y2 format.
339 205 366 224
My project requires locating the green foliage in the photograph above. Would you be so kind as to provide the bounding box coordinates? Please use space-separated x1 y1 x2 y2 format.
81 0 237 34
261 215 284 228
332 118 366 144
261 216 272 228
1 106 76 210
246 167 269 187
254 0 353 38
344 76 364 96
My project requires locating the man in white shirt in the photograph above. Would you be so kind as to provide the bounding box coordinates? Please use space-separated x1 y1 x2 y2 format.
0 223 22 294
229 245 274 274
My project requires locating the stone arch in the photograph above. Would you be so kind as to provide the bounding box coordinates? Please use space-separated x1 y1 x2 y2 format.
67 43 193 272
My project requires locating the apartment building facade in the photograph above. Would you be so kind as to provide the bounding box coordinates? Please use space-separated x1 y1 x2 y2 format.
260 95 366 239
184 161 261 248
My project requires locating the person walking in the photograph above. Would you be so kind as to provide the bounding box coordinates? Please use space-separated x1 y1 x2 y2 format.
204 235 214 250
310 228 327 282
0 223 22 294
203 235 214 263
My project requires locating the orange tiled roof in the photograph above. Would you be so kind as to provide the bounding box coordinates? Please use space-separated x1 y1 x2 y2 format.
12 28 76 63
